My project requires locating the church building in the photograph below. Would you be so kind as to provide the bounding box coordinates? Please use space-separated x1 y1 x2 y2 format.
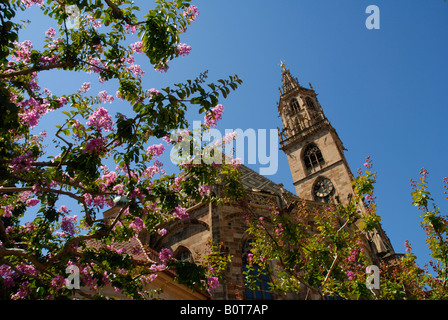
140 64 396 300
101 65 396 300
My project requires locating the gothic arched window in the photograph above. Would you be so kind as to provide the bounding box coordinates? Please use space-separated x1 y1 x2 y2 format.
303 143 325 170
289 98 300 113
174 246 193 263
305 97 316 110
242 239 272 300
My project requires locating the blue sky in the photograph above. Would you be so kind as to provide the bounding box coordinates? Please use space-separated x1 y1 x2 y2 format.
16 1 448 268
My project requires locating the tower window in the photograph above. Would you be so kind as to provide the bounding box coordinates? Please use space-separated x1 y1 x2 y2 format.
289 98 300 113
305 97 316 110
303 143 325 170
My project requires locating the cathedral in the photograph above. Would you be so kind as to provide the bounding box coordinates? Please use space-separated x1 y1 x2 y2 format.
102 65 396 300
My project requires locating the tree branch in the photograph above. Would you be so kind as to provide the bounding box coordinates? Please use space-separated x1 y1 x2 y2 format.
0 61 73 79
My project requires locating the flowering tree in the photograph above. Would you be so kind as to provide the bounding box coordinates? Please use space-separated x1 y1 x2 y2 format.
242 159 448 300
0 0 242 299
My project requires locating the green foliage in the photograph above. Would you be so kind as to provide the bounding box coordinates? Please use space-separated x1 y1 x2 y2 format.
242 160 448 300
0 0 242 300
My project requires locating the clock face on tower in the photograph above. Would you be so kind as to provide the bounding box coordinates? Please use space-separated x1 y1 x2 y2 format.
313 178 334 199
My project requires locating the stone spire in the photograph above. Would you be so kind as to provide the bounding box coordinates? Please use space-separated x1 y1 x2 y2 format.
279 61 300 95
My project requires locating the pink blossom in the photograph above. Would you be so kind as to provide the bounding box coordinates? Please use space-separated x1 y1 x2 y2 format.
45 27 56 38
231 158 242 168
223 131 237 144
59 205 68 213
130 217 145 232
39 54 59 66
83 137 105 154
146 143 165 158
159 248 173 264
86 56 104 74
149 274 158 282
51 275 66 291
183 5 199 21
87 107 115 132
198 185 211 196
12 40 33 63
173 205 189 220
78 82 91 93
127 64 145 78
98 90 115 103
0 265 15 288
204 104 224 128
9 151 35 173
1 205 13 218
207 277 220 291
176 43 191 57
24 222 36 233
25 198 40 207
157 228 167 236
125 24 137 34
112 183 125 196
154 61 169 73
61 215 78 236
345 270 355 281
87 15 102 29
20 0 43 8
131 41 144 54
18 97 50 128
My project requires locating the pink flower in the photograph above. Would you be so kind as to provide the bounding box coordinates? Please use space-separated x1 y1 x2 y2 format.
146 143 165 158
1 205 13 218
83 137 106 154
12 40 33 63
9 151 35 173
154 61 169 73
157 228 167 236
20 0 43 8
207 277 220 291
198 185 211 196
365 194 372 201
98 90 114 103
172 205 189 220
176 43 191 57
45 27 56 38
125 24 137 34
127 64 145 78
204 104 224 128
130 217 145 232
18 97 51 128
79 82 91 93
51 275 66 291
149 274 158 282
87 107 115 132
61 215 78 236
25 198 40 207
159 248 173 264
345 270 355 281
131 41 144 54
183 5 199 21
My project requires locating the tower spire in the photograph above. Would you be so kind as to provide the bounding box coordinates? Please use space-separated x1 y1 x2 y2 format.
279 61 300 95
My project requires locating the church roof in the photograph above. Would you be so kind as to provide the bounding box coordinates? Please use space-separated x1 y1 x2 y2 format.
238 164 296 197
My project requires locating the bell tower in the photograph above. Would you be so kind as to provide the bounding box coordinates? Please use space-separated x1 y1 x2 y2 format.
277 63 396 261
277 63 355 205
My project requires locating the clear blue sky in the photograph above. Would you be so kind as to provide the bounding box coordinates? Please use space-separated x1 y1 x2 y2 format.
17 1 448 268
